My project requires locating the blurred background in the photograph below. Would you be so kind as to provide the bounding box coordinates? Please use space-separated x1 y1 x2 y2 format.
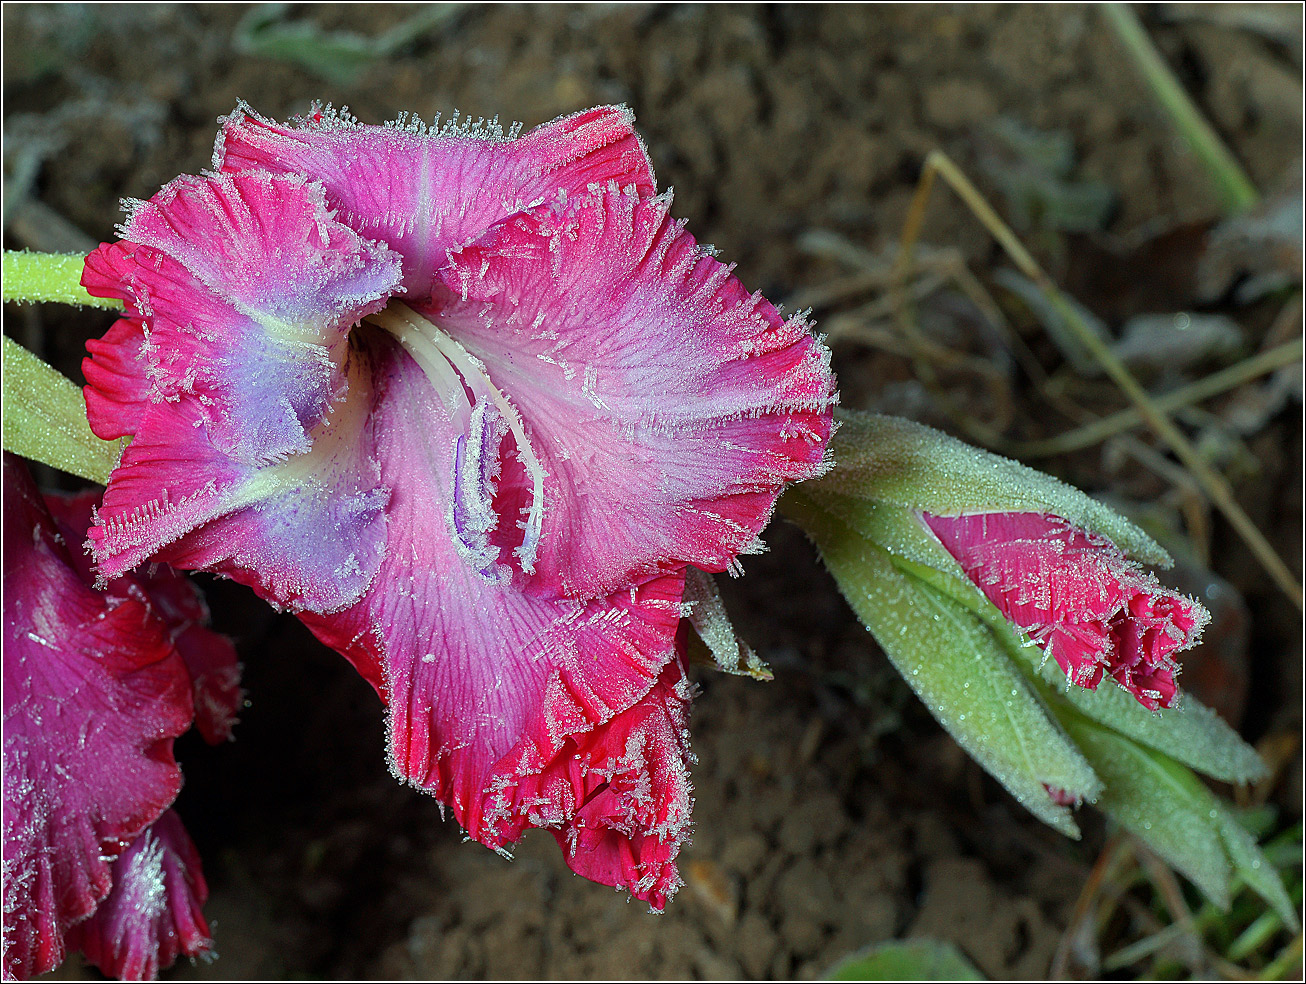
3 4 1302 979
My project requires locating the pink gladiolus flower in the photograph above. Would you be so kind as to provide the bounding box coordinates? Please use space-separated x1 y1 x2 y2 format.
922 511 1208 710
2 455 223 980
80 103 837 906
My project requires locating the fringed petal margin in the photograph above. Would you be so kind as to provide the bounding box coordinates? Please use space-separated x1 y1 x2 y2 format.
64 810 212 982
214 102 657 300
488 647 696 910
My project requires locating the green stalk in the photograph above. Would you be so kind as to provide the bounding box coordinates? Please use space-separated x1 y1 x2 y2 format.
1103 3 1259 215
2 250 120 309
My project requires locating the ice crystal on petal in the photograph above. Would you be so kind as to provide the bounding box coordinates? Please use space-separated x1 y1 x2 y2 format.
65 810 212 982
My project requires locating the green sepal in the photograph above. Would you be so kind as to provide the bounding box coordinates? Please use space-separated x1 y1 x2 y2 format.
683 567 772 680
787 491 1102 836
1057 706 1297 927
1035 662 1267 786
2 336 123 484
799 491 970 582
809 410 1170 567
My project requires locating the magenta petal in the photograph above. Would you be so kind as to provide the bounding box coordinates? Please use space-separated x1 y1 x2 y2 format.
2 456 192 981
214 102 657 299
160 617 241 746
295 340 686 895
497 650 695 910
89 387 389 614
124 567 241 745
82 171 401 613
430 187 837 599
86 399 250 581
65 810 212 982
82 317 152 442
922 511 1208 709
300 567 686 901
82 170 401 466
45 490 242 745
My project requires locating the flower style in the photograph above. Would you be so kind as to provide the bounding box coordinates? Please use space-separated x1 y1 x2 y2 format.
80 103 837 906
2 455 228 981
921 511 1208 709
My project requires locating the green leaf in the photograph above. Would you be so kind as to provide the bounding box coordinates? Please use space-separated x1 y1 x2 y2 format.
981 118 1115 234
1040 668 1267 786
234 3 464 84
1057 707 1294 925
1214 807 1300 930
808 410 1171 567
826 939 984 981
788 491 1101 836
2 336 122 483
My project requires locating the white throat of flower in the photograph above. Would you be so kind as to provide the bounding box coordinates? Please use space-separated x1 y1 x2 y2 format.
365 301 546 577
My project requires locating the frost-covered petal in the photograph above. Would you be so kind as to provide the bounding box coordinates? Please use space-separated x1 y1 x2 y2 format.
45 490 242 745
87 365 389 614
82 317 152 442
64 809 211 982
81 171 401 613
214 102 657 299
430 187 836 599
492 648 695 910
158 610 241 745
295 336 686 904
82 170 402 466
2 456 192 981
922 511 1208 709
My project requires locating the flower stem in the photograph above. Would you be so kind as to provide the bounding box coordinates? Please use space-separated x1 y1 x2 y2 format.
2 250 121 309
1102 3 1259 216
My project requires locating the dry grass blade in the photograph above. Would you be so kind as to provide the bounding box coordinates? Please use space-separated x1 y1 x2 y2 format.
1013 337 1303 458
1051 833 1130 978
1136 846 1207 971
894 149 1302 608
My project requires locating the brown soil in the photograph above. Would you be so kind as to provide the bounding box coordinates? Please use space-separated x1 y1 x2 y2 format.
4 4 1301 980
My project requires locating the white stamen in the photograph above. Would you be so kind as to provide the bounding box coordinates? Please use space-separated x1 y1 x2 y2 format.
364 301 547 573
